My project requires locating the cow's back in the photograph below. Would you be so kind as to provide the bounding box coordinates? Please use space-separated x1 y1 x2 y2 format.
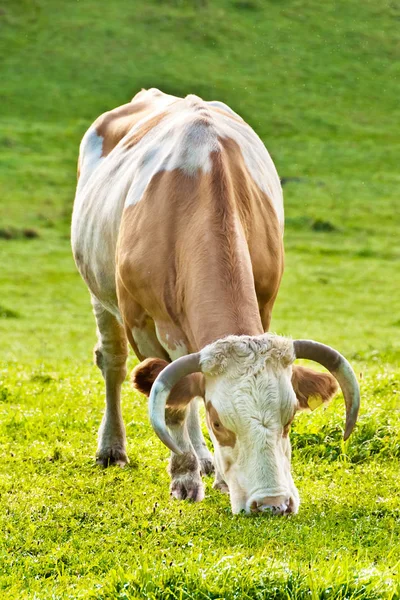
72 89 283 321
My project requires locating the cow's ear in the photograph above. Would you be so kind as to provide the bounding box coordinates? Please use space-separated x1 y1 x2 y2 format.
131 358 168 397
131 357 205 406
292 365 338 411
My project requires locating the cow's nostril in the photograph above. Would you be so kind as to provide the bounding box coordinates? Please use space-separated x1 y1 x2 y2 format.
284 500 294 515
250 500 259 512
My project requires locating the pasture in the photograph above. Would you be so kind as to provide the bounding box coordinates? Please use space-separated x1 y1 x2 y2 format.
1 0 400 597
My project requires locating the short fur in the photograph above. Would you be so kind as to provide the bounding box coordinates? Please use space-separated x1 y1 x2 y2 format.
292 365 338 409
131 357 204 407
200 334 295 376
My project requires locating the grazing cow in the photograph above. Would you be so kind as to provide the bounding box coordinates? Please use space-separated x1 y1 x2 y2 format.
71 88 359 515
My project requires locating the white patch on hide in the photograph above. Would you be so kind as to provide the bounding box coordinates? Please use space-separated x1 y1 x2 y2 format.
77 127 104 191
155 325 188 361
207 100 244 119
132 326 160 358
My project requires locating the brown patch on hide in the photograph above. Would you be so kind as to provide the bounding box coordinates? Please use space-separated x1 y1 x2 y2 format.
95 101 153 157
206 402 237 448
131 358 204 408
216 136 284 331
117 142 282 349
123 111 168 150
292 365 338 410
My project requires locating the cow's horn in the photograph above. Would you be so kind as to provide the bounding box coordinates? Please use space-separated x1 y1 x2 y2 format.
148 353 202 455
293 340 360 440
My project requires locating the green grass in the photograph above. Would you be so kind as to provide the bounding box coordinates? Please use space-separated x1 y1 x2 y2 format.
1 0 400 597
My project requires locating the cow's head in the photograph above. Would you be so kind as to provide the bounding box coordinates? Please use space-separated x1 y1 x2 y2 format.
141 334 360 515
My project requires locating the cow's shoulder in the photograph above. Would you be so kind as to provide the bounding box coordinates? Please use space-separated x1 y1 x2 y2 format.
77 89 180 182
93 88 179 159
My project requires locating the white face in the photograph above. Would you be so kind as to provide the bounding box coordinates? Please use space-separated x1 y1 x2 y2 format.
205 368 300 514
200 335 300 515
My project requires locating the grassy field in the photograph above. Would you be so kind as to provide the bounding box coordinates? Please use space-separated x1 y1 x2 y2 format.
1 0 400 597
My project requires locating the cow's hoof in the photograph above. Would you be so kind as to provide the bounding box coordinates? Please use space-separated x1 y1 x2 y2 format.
170 475 205 502
199 457 214 476
96 447 129 468
213 478 229 494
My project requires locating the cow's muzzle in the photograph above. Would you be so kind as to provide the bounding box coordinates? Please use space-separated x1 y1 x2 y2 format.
248 495 294 516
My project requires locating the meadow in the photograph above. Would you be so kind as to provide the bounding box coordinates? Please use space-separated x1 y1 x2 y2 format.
1 0 400 597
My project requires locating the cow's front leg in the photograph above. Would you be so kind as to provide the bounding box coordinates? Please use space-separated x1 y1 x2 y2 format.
166 406 204 502
93 298 129 467
187 398 214 475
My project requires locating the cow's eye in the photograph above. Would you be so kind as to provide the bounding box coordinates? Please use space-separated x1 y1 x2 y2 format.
213 421 220 429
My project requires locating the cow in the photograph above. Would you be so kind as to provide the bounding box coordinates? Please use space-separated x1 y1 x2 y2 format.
71 88 359 515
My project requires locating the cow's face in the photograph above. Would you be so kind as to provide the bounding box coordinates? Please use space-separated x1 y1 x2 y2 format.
135 333 343 515
201 336 299 514
204 367 299 514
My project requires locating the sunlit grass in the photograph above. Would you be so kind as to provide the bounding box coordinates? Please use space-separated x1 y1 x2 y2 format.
1 0 400 597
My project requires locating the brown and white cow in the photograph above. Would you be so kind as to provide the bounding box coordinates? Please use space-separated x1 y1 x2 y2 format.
71 88 359 515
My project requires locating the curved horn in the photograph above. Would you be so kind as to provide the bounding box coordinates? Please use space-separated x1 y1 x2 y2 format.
149 353 202 455
293 340 360 440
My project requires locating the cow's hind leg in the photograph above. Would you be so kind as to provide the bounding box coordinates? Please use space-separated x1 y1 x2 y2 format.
92 298 129 467
187 399 214 475
167 405 205 502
